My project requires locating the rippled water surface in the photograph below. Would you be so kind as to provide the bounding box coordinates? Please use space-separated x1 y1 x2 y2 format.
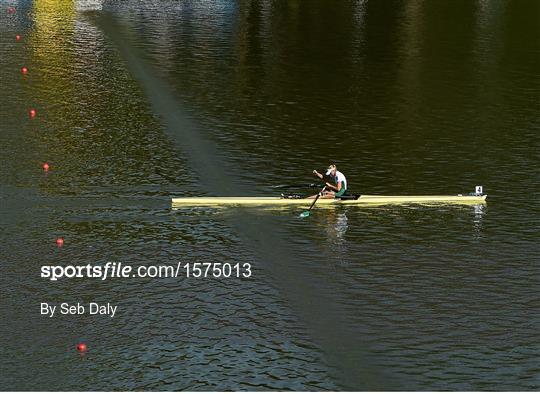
1 0 539 390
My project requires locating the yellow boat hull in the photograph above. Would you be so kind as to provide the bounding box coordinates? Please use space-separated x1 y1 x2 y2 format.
171 194 487 207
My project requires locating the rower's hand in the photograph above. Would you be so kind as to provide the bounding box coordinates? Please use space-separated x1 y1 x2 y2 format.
313 170 322 179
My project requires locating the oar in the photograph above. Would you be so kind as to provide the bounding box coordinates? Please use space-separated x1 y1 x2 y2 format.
299 186 326 218
272 183 323 189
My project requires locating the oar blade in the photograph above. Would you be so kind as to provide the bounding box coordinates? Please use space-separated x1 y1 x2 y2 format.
299 211 310 218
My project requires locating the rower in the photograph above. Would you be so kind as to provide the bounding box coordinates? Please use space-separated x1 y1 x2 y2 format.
312 164 348 199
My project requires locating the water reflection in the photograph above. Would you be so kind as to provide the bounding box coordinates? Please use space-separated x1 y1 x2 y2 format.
325 210 349 243
323 210 349 265
473 203 485 240
75 0 103 12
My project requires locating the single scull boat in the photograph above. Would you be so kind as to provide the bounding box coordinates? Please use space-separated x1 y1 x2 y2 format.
171 192 487 207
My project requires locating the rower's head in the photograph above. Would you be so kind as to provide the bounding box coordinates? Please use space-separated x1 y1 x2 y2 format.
325 164 337 177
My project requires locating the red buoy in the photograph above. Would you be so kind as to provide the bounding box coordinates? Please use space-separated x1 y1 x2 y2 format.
56 237 64 247
15 35 21 41
76 343 87 353
7 7 16 13
21 67 28 75
29 109 37 118
42 162 50 171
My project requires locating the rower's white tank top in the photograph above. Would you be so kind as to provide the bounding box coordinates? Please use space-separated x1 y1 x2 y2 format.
334 171 347 190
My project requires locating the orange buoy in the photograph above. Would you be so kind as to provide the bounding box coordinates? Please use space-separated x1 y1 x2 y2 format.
56 237 64 247
76 343 87 353
42 162 50 171
29 109 37 118
21 66 28 75
16 35 21 41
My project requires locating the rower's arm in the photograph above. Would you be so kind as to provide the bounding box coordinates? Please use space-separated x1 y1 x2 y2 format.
325 181 340 192
313 170 323 179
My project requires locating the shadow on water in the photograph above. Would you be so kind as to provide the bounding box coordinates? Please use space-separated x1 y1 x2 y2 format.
87 10 401 391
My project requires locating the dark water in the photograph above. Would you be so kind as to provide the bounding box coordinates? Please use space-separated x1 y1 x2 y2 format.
1 0 539 390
